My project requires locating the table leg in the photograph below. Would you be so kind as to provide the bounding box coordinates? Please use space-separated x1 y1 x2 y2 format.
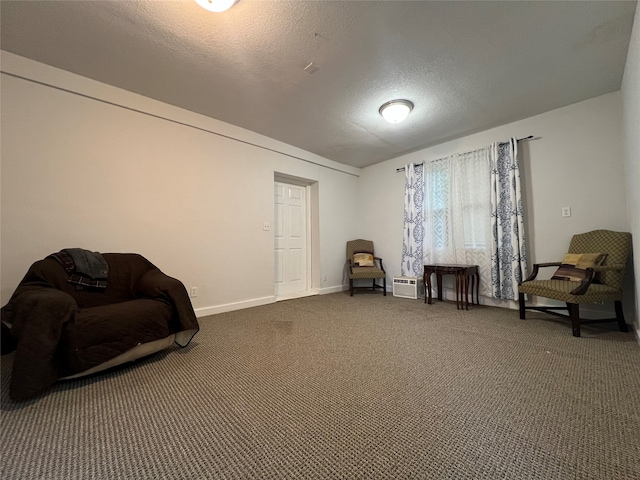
436 273 443 301
424 270 433 304
470 274 476 305
464 272 470 310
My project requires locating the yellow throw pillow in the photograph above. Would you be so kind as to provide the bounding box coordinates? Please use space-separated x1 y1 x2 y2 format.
353 252 375 267
551 253 607 282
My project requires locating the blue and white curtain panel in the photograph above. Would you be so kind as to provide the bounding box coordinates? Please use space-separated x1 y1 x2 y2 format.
401 162 425 278
489 138 528 300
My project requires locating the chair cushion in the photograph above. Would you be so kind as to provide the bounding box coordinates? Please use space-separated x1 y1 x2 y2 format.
350 266 385 279
550 253 606 282
353 252 375 267
518 279 621 304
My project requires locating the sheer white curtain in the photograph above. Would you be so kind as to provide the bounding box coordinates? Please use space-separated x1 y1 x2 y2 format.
490 139 527 300
423 147 493 297
401 163 425 277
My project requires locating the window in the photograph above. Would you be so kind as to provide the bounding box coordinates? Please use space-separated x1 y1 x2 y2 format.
403 138 527 301
423 148 492 295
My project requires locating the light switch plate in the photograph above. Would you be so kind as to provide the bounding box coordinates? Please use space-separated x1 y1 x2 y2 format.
562 207 571 217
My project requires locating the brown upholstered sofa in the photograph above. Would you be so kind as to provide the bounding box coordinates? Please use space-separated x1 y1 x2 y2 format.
1 251 199 400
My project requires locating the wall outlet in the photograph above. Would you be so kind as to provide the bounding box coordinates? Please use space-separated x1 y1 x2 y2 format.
322 274 327 282
189 287 198 298
562 207 571 217
263 221 271 231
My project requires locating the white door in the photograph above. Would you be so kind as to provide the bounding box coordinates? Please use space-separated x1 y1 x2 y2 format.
274 182 307 298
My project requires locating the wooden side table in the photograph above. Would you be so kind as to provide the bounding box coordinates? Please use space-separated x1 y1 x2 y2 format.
423 264 479 310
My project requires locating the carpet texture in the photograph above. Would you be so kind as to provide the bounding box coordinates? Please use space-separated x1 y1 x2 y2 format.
1 293 639 479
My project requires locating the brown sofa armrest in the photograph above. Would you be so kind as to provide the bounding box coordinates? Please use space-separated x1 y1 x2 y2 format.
4 287 78 400
135 269 198 347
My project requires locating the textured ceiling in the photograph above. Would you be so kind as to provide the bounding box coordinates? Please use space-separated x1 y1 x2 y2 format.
1 0 636 168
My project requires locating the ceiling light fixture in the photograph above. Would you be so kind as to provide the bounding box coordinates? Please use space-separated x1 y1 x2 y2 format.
194 0 240 13
379 99 414 124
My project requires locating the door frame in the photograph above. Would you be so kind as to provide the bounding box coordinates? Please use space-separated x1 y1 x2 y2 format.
274 172 319 301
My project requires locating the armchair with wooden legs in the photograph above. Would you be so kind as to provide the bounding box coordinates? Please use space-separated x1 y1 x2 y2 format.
347 239 387 296
518 229 632 337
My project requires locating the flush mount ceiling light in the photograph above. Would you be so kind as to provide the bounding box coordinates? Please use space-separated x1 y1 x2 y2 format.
194 0 240 13
379 99 414 124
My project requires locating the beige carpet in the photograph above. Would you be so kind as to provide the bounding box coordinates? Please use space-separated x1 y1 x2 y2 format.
2 293 639 479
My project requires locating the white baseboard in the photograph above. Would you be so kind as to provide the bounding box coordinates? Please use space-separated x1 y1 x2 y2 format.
275 290 319 302
194 288 343 317
318 285 349 295
195 295 276 317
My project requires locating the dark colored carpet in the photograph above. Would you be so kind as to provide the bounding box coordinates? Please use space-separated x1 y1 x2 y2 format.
2 293 639 479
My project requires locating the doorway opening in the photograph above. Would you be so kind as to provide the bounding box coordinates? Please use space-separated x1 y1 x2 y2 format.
273 173 319 301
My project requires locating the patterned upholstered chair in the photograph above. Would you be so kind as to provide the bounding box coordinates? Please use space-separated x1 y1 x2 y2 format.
518 230 632 337
347 239 386 296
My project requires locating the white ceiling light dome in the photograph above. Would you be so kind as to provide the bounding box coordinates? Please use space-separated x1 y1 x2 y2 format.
379 99 414 124
194 0 240 13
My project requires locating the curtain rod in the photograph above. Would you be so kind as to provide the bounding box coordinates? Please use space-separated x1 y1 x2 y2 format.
395 135 534 172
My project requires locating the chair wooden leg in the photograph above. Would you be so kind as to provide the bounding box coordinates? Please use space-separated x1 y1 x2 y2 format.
518 293 526 319
568 303 580 337
383 276 386 296
350 279 354 296
615 301 629 332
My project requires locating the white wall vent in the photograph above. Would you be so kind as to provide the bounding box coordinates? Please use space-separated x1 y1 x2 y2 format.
392 276 424 299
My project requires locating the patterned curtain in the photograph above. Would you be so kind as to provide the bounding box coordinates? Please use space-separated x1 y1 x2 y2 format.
401 163 425 277
490 138 527 300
